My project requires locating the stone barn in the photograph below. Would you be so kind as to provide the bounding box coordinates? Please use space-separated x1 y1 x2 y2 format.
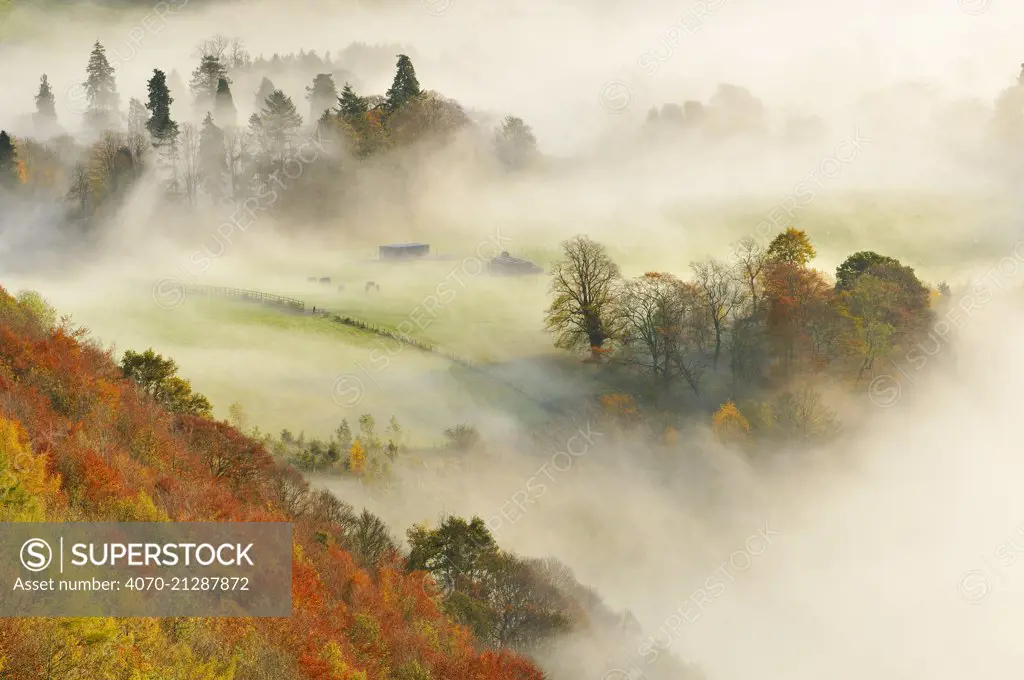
379 243 430 260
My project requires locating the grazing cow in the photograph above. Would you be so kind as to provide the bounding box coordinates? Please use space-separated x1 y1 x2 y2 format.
319 277 331 285
365 281 380 293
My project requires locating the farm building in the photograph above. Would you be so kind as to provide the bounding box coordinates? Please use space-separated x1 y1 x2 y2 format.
379 243 430 260
487 251 543 275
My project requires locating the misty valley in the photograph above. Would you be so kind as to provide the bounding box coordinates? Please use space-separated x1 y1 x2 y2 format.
2 0 1024 678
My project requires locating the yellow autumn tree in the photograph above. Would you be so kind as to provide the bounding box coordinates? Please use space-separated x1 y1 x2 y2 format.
711 400 750 443
348 439 366 475
0 416 59 521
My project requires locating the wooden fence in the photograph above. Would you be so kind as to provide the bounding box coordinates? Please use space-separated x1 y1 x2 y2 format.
185 285 305 312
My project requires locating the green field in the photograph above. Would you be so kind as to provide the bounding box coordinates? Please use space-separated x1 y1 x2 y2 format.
6 189 1013 444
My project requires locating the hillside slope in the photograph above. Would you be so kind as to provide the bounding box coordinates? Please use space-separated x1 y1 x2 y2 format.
0 284 543 680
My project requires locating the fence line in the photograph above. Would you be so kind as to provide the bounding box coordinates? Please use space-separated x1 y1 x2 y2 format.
314 309 558 411
185 285 305 311
183 283 565 415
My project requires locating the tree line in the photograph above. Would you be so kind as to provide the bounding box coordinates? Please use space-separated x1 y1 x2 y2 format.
545 228 938 426
0 38 541 227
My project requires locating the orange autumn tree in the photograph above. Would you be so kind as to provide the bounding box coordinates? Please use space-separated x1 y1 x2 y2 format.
762 261 837 379
599 393 640 426
0 284 545 680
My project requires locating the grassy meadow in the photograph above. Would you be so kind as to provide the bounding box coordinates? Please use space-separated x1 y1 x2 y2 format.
6 189 1014 445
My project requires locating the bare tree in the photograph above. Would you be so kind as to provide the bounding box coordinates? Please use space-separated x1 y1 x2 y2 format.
731 236 769 314
227 38 252 69
194 34 229 60
67 162 92 216
690 259 745 369
223 126 249 198
614 273 707 394
545 235 621 360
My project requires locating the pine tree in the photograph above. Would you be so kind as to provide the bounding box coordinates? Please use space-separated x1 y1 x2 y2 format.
256 90 303 157
199 112 227 202
254 76 276 110
306 73 338 122
337 82 367 119
127 98 149 135
214 77 237 128
384 54 421 114
84 41 119 132
167 69 186 102
0 131 18 188
145 70 179 148
189 55 228 113
33 74 57 130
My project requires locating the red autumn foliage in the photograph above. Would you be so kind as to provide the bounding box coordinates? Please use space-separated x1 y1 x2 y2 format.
762 261 836 377
0 284 545 679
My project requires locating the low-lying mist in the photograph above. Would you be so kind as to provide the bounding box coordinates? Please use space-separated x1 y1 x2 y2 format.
4 0 1024 677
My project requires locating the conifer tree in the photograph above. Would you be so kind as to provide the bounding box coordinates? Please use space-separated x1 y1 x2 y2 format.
33 74 57 129
127 98 149 136
337 82 367 120
167 69 186 103
190 55 229 114
256 89 303 157
306 73 338 122
84 41 119 131
214 77 237 128
384 54 421 113
199 112 228 202
0 131 18 188
145 69 179 149
254 76 276 110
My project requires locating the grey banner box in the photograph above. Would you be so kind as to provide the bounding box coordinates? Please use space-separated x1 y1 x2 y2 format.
0 522 292 617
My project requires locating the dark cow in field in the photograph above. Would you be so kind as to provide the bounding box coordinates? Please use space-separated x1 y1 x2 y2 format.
365 281 380 293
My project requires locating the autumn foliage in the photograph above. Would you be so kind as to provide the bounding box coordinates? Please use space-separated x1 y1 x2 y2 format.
711 400 751 442
0 286 544 680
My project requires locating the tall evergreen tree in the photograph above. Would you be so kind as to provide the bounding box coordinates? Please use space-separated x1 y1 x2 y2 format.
127 98 149 135
33 74 57 129
167 70 186 102
254 76 276 110
0 131 18 187
385 54 421 113
145 69 179 148
214 77 237 128
199 112 228 202
337 82 367 120
256 89 303 157
84 41 120 132
190 55 229 114
306 73 338 122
